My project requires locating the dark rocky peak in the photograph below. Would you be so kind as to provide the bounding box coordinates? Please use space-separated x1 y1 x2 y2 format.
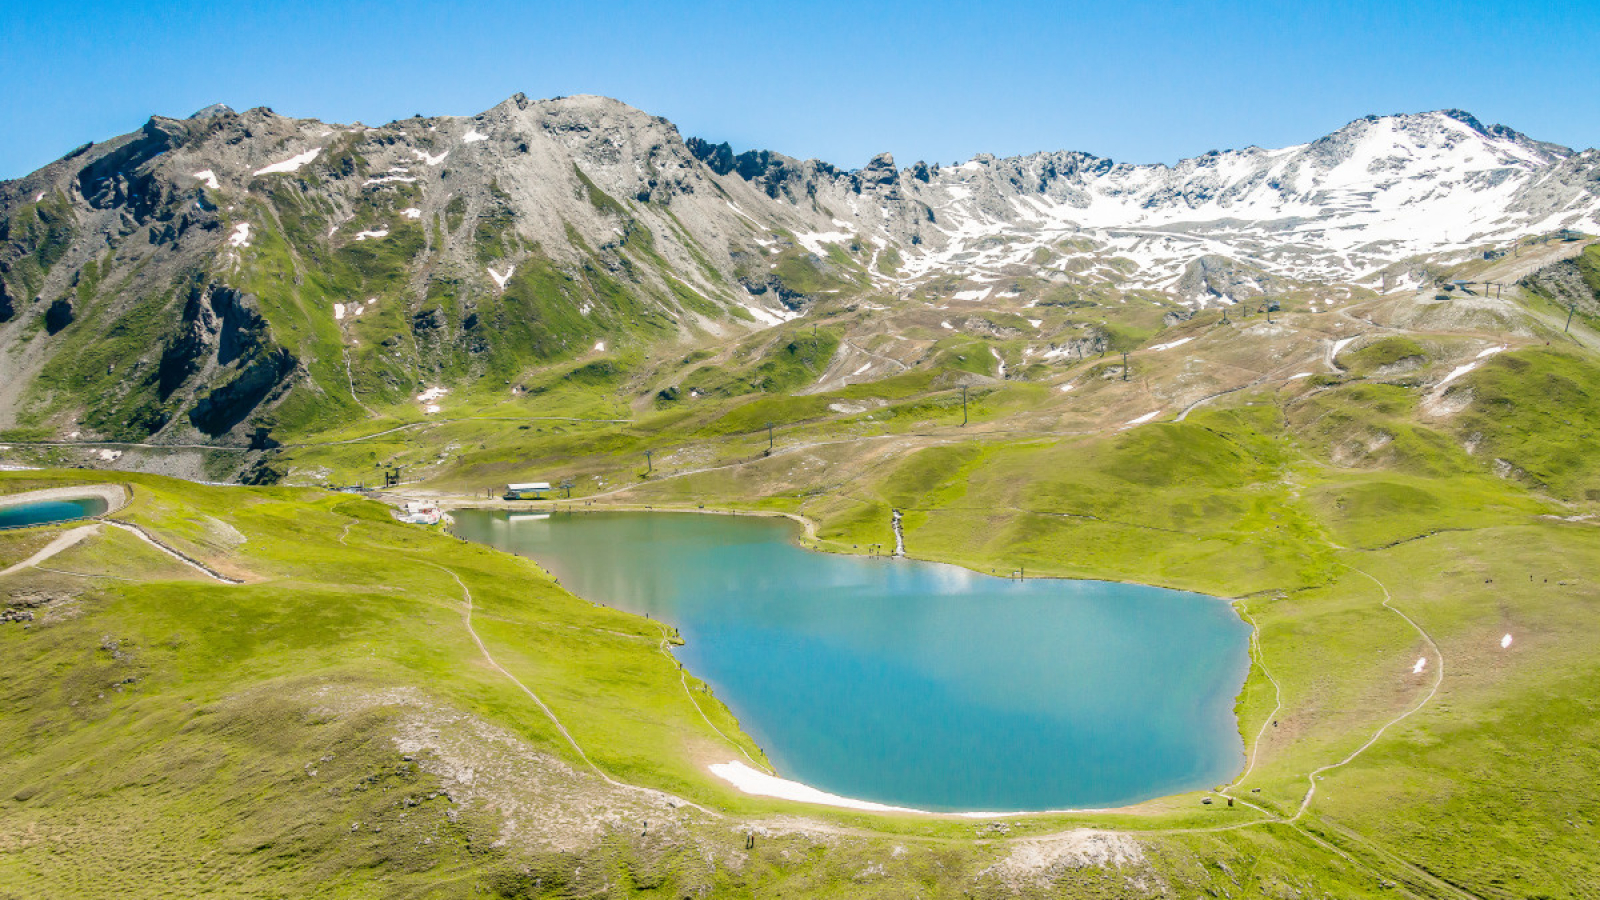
686 137 736 176
74 117 190 215
860 152 899 186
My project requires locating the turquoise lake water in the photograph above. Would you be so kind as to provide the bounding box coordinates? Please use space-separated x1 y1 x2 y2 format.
451 509 1252 811
0 497 108 531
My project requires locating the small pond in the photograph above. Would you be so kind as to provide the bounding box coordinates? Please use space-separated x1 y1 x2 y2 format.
0 497 109 531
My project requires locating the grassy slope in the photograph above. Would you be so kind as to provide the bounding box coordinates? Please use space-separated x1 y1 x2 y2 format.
7 314 1600 896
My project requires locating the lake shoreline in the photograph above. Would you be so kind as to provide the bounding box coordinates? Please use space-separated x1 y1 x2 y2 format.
450 506 1254 815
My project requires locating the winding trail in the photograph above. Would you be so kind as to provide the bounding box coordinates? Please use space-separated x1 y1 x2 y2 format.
1294 565 1445 821
416 559 617 784
652 622 774 774
0 525 101 578
1226 602 1283 789
358 532 721 817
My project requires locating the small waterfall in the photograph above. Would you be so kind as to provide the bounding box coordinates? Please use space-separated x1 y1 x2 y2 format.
891 509 906 558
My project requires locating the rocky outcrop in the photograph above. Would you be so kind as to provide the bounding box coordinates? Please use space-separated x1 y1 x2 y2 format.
189 346 296 436
156 282 292 438
1174 256 1287 308
44 297 74 333
1520 254 1600 316
0 270 15 323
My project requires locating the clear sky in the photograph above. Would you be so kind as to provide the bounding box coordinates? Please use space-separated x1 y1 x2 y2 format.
3 0 1597 179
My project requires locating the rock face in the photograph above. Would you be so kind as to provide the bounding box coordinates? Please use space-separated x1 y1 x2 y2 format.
1520 250 1600 316
0 95 1597 448
44 298 73 333
1174 256 1289 308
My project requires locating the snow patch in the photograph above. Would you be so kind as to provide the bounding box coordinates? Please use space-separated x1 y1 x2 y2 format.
1149 336 1194 352
594 341 606 352
954 288 991 302
487 266 515 289
462 130 488 143
254 148 322 176
1125 411 1161 426
709 761 918 813
940 321 954 330
1028 319 1042 329
1433 346 1505 395
413 148 449 166
794 229 853 257
334 303 346 321
194 169 220 190
401 207 422 219
353 227 390 241
417 387 447 414
1501 633 1513 649
364 174 418 186
227 223 252 247
1058 383 1075 393
1412 657 1428 674
1288 372 1314 380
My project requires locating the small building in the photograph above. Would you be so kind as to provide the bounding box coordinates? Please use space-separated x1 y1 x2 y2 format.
504 482 552 500
398 500 442 526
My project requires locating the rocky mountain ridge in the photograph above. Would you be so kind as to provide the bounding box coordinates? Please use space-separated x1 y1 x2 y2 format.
1 94 1596 455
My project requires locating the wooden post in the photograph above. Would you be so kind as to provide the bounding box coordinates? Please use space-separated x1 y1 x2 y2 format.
644 449 653 474
1567 304 1577 333
766 421 775 450
961 385 969 426
1121 351 1129 381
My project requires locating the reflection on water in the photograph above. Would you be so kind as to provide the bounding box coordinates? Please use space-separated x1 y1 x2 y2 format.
452 509 1251 811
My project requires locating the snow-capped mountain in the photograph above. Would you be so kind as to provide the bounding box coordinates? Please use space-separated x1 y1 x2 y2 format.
1 95 1596 450
707 109 1599 297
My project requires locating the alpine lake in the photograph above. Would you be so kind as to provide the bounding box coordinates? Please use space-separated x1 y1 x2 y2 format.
451 509 1252 813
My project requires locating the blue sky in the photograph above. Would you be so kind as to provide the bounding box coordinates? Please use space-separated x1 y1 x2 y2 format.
2 0 1597 179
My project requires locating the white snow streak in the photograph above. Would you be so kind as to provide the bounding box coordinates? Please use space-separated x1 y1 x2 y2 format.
253 148 322 175
194 169 220 190
462 130 488 144
710 761 918 813
1149 336 1194 352
487 266 515 289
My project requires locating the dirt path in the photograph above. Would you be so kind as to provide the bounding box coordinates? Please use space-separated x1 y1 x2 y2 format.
0 525 101 578
1295 566 1444 820
652 622 774 774
1226 602 1283 789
